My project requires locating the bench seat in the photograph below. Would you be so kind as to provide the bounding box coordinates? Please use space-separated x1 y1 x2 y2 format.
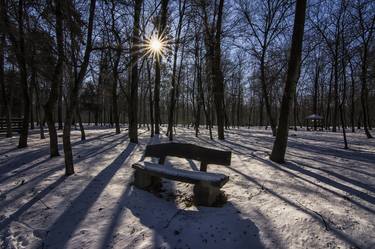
132 143 231 206
132 161 229 187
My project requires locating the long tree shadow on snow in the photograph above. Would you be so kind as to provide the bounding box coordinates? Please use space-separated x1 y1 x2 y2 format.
43 142 136 249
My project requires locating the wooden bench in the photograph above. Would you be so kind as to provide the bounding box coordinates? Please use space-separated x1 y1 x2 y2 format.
0 118 23 133
132 143 231 206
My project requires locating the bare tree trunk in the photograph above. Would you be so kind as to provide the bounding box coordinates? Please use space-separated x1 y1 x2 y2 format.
29 86 34 130
349 62 355 132
0 33 12 137
212 0 225 140
2 0 30 147
260 52 276 136
361 48 373 138
128 0 143 143
44 0 64 157
58 83 63 130
33 72 45 139
146 60 154 137
76 105 86 141
63 0 96 175
270 0 307 163
110 0 121 134
167 0 186 141
154 0 169 135
313 60 320 130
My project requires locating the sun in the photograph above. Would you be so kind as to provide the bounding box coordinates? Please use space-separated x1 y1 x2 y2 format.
149 36 162 53
137 33 170 59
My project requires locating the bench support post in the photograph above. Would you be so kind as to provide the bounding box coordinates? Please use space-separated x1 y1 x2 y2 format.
193 183 220 206
134 170 161 190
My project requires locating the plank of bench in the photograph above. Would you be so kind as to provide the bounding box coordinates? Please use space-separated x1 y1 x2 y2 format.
132 161 229 187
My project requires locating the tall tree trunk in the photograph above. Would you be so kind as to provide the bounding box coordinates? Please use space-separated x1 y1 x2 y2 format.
154 0 169 135
349 62 355 132
63 0 96 175
76 105 86 141
128 0 142 143
16 0 29 148
146 60 154 137
212 0 225 140
58 83 63 130
360 47 373 138
0 33 12 137
29 86 34 129
112 55 120 134
325 67 333 129
313 61 320 130
2 0 30 147
270 0 307 163
33 72 45 139
260 52 277 136
332 48 339 132
167 0 186 141
44 0 64 157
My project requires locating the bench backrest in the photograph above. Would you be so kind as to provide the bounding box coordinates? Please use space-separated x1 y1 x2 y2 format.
144 143 231 171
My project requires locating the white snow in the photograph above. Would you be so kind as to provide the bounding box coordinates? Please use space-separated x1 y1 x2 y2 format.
0 127 374 249
133 161 229 185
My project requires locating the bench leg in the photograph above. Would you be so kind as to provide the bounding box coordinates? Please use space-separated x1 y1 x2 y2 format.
193 183 221 206
134 170 161 190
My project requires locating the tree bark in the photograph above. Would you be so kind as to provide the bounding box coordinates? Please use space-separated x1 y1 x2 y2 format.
128 0 143 143
154 0 169 135
63 0 96 175
167 0 186 141
44 0 64 157
270 0 307 163
2 0 30 147
0 33 12 137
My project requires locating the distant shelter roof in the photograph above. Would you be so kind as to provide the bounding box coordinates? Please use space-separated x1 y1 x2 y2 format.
305 114 323 120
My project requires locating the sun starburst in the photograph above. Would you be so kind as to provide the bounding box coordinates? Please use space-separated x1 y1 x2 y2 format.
137 33 171 60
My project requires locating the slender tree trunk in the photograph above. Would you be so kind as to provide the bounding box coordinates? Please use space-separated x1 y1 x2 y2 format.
58 83 63 130
260 52 276 136
113 59 120 134
63 0 96 175
167 0 186 141
293 94 298 131
332 50 339 132
0 33 12 137
360 47 373 138
154 0 169 135
350 63 355 132
270 0 307 163
128 0 142 143
3 0 30 148
33 73 45 139
313 61 320 130
44 0 64 157
29 86 34 130
212 0 225 140
76 105 86 141
146 60 154 137
325 68 333 129
16 0 29 148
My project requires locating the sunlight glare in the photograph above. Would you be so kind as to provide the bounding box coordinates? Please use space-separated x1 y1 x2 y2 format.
150 37 162 53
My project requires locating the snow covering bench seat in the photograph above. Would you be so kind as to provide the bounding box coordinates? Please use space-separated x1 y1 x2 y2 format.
132 143 232 206
132 161 229 187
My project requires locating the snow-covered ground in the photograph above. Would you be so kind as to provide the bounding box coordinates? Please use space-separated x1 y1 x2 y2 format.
0 126 374 249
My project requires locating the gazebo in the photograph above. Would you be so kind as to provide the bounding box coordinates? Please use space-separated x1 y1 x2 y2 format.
305 114 323 131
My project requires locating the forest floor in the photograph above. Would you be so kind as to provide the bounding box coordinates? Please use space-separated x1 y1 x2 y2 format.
0 126 374 249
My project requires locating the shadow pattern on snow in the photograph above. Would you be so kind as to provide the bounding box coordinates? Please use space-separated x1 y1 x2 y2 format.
99 184 264 249
43 142 136 249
